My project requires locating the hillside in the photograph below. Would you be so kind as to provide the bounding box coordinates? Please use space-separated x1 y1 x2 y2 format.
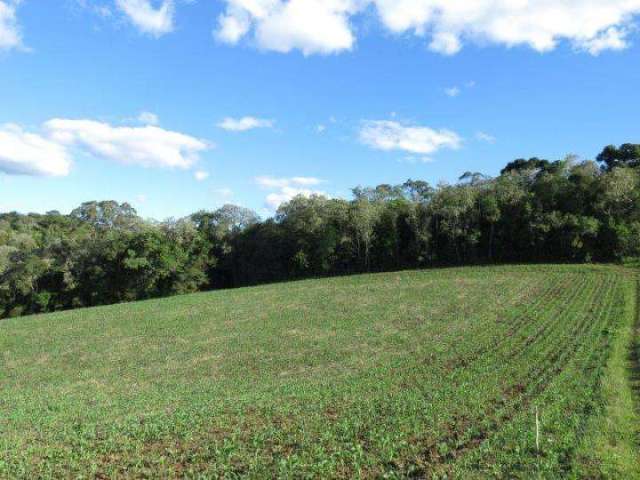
1 265 639 478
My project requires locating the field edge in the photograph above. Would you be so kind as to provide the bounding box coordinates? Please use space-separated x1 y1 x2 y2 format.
573 273 640 479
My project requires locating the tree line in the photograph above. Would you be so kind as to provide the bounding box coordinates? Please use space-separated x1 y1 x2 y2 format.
2 143 640 319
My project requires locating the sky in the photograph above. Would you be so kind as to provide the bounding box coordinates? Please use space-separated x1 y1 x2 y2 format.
1 0 640 219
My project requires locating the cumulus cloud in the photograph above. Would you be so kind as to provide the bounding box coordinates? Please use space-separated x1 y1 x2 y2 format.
265 187 317 209
0 124 72 177
360 120 461 155
215 0 361 55
579 27 629 55
217 116 274 132
375 0 640 55
255 176 326 209
0 118 209 177
115 0 174 36
0 0 22 50
215 0 640 56
217 9 251 44
265 186 328 209
44 119 209 169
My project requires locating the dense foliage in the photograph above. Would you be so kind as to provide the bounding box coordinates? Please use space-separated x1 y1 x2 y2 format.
2 144 640 318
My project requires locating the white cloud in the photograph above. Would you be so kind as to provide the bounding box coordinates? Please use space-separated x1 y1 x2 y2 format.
0 124 72 177
216 0 640 56
445 81 475 97
255 175 322 189
579 27 628 55
373 1 640 55
255 175 326 209
265 186 327 209
444 86 460 97
96 5 114 18
0 1 22 50
138 111 159 125
76 0 114 18
216 5 251 44
475 131 496 144
316 124 326 133
0 117 209 177
116 0 174 36
194 170 209 181
44 119 209 169
429 31 461 55
290 176 323 186
215 0 361 55
360 120 461 155
136 193 148 203
217 116 274 132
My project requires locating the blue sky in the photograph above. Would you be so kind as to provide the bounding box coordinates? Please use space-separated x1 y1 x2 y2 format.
1 0 640 219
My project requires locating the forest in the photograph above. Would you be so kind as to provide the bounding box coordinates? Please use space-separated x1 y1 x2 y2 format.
2 143 640 319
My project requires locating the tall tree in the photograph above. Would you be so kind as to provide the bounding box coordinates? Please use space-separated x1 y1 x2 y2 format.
597 144 640 171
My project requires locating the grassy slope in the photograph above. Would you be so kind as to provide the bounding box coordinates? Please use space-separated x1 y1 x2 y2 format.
0 265 638 478
573 276 640 479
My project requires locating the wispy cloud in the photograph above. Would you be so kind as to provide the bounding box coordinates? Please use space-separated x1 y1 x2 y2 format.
445 81 475 97
0 0 22 51
217 116 274 132
255 175 322 189
444 86 460 97
194 170 209 181
214 187 233 198
475 131 496 144
399 155 435 164
138 111 159 126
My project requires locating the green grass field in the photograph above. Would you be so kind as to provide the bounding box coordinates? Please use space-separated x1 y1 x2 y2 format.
1 265 639 479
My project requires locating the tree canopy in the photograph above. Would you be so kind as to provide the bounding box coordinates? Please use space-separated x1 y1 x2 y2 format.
2 143 640 319
597 143 640 171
